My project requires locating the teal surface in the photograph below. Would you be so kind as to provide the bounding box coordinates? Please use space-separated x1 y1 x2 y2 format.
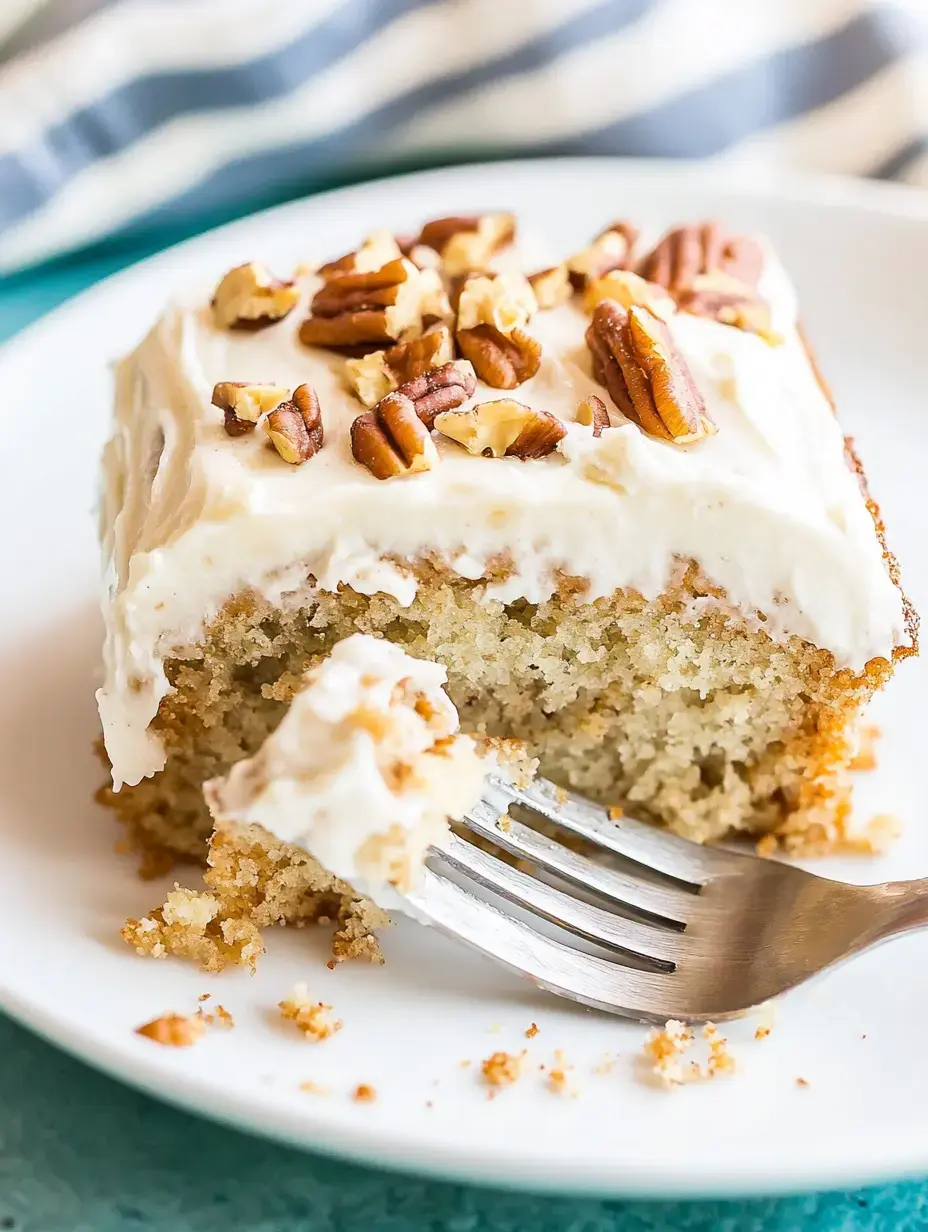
1 220 924 1232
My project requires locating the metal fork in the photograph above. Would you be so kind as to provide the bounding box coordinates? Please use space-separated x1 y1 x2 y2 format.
405 772 926 1022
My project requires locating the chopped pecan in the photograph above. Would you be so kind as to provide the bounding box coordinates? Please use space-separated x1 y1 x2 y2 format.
417 212 516 276
676 271 782 343
211 262 300 330
317 230 403 281
567 223 637 290
211 381 290 436
299 258 439 350
350 391 438 480
395 361 476 429
264 384 324 463
586 301 714 444
456 325 542 390
581 269 675 320
639 222 764 293
575 394 610 436
345 325 455 406
434 399 565 459
456 272 536 334
528 263 572 309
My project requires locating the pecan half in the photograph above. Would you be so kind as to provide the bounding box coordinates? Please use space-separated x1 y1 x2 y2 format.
395 361 476 429
575 394 610 436
417 213 516 276
300 259 441 350
581 269 675 320
350 392 438 480
456 272 536 333
317 230 403 281
528 263 572 309
211 262 300 330
211 381 290 436
345 325 455 406
586 301 714 444
676 271 782 344
264 384 324 463
456 325 542 390
434 399 565 459
567 223 637 290
639 222 764 293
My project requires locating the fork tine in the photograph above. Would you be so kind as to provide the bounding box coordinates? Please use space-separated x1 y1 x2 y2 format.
461 799 693 926
407 867 726 1022
488 775 741 886
434 831 685 967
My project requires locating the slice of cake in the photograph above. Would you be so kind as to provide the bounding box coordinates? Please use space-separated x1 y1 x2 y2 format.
102 212 917 960
123 633 493 967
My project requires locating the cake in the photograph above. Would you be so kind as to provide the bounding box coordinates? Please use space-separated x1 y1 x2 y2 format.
101 212 917 965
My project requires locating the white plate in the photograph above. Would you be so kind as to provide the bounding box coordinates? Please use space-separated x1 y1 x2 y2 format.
1 158 927 1199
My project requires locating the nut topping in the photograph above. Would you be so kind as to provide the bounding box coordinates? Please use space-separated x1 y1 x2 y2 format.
345 324 455 406
567 223 637 290
299 258 443 350
456 273 537 334
456 325 542 390
434 399 565 459
350 391 438 480
264 384 324 463
211 381 290 436
676 271 782 344
528 264 572 310
586 300 714 444
211 262 300 330
576 394 610 436
317 230 403 281
639 222 764 293
417 213 516 276
581 269 675 320
394 360 477 429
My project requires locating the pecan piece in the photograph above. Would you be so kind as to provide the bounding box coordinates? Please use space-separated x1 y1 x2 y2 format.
417 212 516 276
676 271 782 344
567 223 637 290
528 263 572 309
264 384 324 463
350 392 438 480
345 324 455 407
317 230 403 281
434 399 565 459
211 381 290 436
586 301 714 444
211 262 300 330
395 361 477 429
456 273 536 334
639 222 764 293
456 325 542 390
581 269 675 320
300 258 435 350
576 394 610 437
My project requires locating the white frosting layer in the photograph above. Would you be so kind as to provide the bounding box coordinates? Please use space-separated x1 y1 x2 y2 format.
203 634 486 901
98 235 909 789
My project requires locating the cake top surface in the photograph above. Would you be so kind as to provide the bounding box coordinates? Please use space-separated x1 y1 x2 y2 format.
204 633 487 901
98 214 910 786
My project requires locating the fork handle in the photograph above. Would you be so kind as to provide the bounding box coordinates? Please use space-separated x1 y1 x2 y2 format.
866 880 928 938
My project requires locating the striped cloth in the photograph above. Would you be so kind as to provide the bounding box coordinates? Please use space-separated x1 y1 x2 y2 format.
0 0 926 273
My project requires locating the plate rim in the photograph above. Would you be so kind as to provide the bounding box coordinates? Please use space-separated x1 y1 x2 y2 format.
3 155 928 1199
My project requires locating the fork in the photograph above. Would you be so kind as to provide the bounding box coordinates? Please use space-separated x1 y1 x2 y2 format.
405 771 926 1022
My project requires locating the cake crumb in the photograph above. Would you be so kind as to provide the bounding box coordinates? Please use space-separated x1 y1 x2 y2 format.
278 983 342 1041
481 1050 525 1088
198 992 211 1002
353 1083 377 1103
796 1076 809 1088
642 1020 735 1086
299 1080 330 1096
525 1022 540 1039
755 833 778 858
135 1012 206 1048
608 805 623 820
546 1050 574 1095
704 1023 736 1077
459 1058 471 1068
754 1024 771 1040
497 813 511 832
849 723 881 772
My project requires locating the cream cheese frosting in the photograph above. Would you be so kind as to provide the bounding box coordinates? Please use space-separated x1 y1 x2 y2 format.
98 231 909 789
202 634 487 901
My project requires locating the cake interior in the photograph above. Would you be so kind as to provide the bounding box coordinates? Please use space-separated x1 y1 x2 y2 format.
112 557 898 967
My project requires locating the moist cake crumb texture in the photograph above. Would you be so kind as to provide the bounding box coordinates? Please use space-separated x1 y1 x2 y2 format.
96 210 917 971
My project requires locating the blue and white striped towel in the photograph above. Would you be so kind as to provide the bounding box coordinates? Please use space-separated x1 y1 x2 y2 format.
0 0 926 274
